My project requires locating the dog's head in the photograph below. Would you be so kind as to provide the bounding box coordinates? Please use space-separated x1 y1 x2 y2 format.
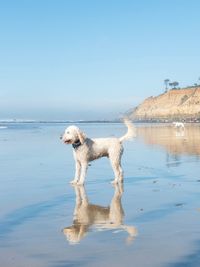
63 225 87 244
61 125 86 145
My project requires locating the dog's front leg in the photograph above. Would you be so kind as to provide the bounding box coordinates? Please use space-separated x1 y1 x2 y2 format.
77 162 88 185
70 160 81 184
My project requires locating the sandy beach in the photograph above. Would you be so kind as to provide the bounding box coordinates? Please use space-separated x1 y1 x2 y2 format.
0 122 200 267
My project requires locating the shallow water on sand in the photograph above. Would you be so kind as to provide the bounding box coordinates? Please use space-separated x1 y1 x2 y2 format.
0 123 200 267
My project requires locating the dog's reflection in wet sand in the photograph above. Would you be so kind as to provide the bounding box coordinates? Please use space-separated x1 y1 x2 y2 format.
63 184 137 245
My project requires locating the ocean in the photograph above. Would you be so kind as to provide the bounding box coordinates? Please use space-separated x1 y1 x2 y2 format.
0 122 200 267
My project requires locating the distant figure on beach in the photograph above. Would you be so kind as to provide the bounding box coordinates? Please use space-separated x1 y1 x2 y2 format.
172 122 185 129
63 184 137 245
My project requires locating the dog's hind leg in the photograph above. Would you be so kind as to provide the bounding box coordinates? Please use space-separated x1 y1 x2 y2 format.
112 163 124 184
110 152 124 184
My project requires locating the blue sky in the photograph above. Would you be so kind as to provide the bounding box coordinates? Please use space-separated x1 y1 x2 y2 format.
0 0 200 120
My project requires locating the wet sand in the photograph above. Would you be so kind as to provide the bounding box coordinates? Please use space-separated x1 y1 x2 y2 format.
0 123 200 267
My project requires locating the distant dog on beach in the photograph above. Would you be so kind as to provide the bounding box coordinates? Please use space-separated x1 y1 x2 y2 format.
172 122 185 129
61 119 136 185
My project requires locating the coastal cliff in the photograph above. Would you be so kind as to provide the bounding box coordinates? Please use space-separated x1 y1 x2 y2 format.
129 87 200 121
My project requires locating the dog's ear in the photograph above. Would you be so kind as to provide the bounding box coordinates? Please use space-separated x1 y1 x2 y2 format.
77 128 87 144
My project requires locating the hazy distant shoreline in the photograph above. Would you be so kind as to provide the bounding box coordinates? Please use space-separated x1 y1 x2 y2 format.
1 120 200 125
0 119 121 124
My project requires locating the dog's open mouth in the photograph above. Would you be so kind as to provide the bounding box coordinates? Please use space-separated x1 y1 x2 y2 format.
64 139 71 144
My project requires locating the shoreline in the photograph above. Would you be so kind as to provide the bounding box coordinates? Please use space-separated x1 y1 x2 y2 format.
0 120 200 124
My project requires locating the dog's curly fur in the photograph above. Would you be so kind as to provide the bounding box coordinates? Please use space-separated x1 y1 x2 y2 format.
61 119 136 185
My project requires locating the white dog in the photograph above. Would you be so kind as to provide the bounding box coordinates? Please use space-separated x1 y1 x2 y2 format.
172 122 185 129
61 119 136 185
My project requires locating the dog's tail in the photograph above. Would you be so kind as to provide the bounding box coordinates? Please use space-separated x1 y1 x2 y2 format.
119 118 136 143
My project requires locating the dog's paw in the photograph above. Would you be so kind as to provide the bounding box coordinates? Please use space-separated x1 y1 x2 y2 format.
70 180 78 184
111 179 118 184
77 181 84 185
